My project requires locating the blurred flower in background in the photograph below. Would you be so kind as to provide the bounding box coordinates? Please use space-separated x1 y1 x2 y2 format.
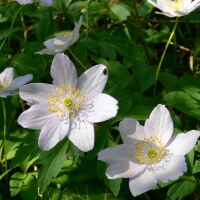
98 104 200 196
16 0 52 6
36 16 83 55
0 67 32 97
148 0 200 17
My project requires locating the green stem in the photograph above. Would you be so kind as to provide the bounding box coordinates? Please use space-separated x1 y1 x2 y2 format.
0 36 8 51
8 5 23 45
1 98 7 173
153 17 179 96
68 48 87 70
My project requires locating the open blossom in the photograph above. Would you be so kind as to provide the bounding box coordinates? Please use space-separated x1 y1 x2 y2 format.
98 104 200 196
16 0 52 6
0 67 32 98
18 53 118 152
148 0 200 17
36 16 83 55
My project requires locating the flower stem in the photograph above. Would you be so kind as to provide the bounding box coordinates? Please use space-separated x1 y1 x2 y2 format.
68 48 87 70
8 5 23 45
153 17 179 96
1 98 8 173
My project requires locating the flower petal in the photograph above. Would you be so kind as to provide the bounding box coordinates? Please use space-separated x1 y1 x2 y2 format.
51 53 77 87
98 144 146 179
77 64 108 96
0 67 14 85
68 16 83 47
166 130 200 155
153 155 187 183
19 83 56 104
129 169 157 196
144 104 173 145
16 0 33 5
86 93 118 123
106 162 146 179
9 74 33 90
39 118 69 151
119 118 145 145
18 103 55 130
68 120 94 152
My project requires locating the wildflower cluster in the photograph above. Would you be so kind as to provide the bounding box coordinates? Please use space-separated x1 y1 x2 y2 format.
1 0 200 199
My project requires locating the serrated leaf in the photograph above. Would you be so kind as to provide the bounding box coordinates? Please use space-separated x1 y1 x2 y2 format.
167 178 196 200
61 183 122 200
38 140 69 193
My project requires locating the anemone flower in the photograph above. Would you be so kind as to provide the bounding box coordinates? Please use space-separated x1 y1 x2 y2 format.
18 53 118 152
36 16 82 55
0 67 32 97
98 104 200 196
148 0 200 17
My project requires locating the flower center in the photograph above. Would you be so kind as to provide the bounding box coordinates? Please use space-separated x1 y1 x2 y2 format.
64 98 73 107
47 85 86 119
134 136 165 165
166 0 184 11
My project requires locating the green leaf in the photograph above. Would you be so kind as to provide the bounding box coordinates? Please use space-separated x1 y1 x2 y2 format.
195 140 200 152
61 183 122 200
167 178 196 200
110 3 131 22
193 160 200 174
38 140 69 193
11 132 40 173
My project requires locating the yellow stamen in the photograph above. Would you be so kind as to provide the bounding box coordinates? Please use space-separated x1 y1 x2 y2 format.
134 136 165 165
166 0 184 11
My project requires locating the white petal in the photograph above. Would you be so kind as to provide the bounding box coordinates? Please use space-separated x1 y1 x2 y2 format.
98 144 146 179
16 0 33 4
119 118 145 145
144 104 173 145
188 0 200 11
166 130 200 155
53 37 69 50
0 67 14 85
77 64 108 96
98 144 137 163
9 74 33 90
51 53 77 87
68 120 94 152
129 169 157 196
86 93 118 123
35 48 57 55
153 155 187 183
106 162 146 179
68 16 83 46
39 118 69 151
18 103 55 130
44 38 55 49
19 83 56 104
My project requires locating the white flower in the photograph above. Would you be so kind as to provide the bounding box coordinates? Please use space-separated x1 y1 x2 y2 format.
16 0 52 6
18 53 118 152
148 0 200 17
36 16 83 55
98 104 200 196
0 67 32 98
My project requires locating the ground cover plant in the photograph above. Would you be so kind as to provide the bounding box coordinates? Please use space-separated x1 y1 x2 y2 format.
1 0 200 199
